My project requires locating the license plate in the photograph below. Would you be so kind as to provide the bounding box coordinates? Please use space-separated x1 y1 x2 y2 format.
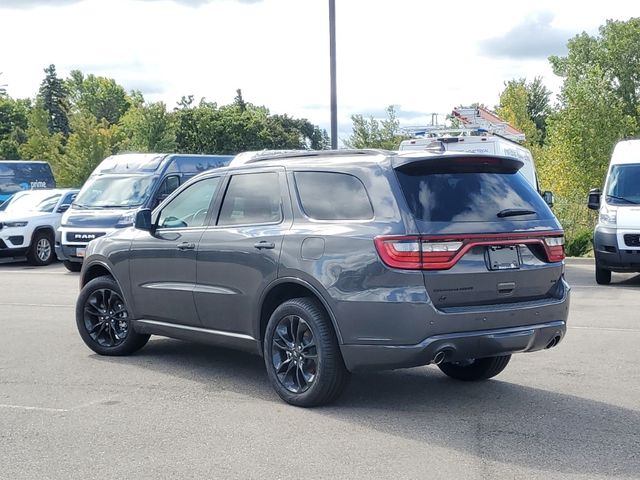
76 248 86 258
488 246 520 270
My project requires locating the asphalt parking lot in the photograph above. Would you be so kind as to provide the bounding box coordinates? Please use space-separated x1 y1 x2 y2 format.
1 259 639 480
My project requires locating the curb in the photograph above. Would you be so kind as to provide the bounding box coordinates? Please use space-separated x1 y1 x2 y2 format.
565 257 594 264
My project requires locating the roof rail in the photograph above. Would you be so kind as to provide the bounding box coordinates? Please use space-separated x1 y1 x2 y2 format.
232 149 392 166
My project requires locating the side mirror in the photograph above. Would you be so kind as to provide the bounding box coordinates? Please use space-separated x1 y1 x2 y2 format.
542 191 554 208
134 208 154 231
587 188 601 210
57 204 70 213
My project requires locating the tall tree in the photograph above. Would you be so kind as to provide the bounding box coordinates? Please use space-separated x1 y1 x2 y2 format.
344 105 406 150
66 70 131 125
541 18 640 196
0 97 30 159
38 64 70 138
496 80 540 147
19 105 64 166
120 101 177 153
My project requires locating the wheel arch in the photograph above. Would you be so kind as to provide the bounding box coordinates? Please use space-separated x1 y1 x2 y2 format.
80 259 136 316
31 225 55 241
257 277 343 345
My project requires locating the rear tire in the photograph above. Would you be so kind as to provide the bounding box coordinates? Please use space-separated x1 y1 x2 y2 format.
438 355 511 381
264 297 349 407
27 231 54 266
595 266 611 285
76 275 149 356
64 260 82 272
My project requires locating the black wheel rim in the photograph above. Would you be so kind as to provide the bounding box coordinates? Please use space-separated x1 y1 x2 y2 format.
83 288 129 347
271 315 318 393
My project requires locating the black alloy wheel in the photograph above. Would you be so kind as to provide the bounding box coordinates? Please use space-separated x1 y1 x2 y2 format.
271 315 318 394
76 276 150 356
264 297 349 407
83 288 129 348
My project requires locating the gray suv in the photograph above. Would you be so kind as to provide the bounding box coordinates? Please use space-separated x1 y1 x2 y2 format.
75 150 570 407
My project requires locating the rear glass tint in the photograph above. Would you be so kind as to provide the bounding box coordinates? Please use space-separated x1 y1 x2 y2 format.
396 170 552 222
295 172 373 220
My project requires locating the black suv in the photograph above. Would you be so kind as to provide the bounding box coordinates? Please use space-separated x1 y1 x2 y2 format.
75 150 570 407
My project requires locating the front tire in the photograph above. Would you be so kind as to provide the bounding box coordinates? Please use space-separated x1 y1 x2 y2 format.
76 275 149 356
595 266 611 285
27 231 54 266
438 355 511 381
264 297 349 407
63 260 82 272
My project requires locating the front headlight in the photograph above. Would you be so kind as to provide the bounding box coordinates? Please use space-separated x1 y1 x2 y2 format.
599 206 617 226
116 211 136 228
2 221 28 228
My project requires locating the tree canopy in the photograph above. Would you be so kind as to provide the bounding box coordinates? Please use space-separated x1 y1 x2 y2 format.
0 67 329 187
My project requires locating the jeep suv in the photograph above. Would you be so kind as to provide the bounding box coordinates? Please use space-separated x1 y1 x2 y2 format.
75 150 570 407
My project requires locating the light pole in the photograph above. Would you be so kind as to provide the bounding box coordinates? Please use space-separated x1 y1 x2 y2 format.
329 0 337 149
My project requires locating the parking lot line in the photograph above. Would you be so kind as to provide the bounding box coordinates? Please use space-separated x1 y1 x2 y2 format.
0 403 68 413
0 302 73 308
569 325 640 333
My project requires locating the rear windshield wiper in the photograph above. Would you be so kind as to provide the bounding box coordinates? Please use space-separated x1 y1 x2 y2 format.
497 208 537 218
606 194 639 204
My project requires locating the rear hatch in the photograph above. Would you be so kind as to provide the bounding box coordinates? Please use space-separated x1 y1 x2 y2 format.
385 155 565 309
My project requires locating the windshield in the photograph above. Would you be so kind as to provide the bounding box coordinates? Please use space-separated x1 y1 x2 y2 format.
606 164 640 205
74 175 155 208
4 191 61 214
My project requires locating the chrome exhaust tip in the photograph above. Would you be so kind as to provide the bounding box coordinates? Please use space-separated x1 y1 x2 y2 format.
433 351 447 365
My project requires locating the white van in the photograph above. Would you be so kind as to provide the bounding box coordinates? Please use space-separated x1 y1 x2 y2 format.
399 135 539 192
588 139 640 284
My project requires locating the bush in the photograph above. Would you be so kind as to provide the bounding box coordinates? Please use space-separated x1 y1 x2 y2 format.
565 228 593 257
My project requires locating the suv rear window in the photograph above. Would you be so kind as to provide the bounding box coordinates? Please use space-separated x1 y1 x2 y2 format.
295 172 373 220
396 169 552 223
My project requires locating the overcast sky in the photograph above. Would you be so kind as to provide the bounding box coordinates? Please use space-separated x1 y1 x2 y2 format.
1 0 640 142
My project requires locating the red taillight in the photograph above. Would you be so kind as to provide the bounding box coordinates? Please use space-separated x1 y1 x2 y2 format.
374 236 423 269
374 232 565 270
544 236 566 262
374 236 464 270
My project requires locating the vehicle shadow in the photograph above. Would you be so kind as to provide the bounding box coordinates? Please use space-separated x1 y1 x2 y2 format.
91 338 640 477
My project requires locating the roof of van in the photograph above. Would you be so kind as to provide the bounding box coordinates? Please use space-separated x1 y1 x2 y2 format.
612 140 640 165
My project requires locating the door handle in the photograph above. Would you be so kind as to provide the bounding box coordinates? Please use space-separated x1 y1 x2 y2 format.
254 241 276 250
177 242 196 251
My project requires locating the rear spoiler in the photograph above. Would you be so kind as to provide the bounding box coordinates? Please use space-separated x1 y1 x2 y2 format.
392 154 524 175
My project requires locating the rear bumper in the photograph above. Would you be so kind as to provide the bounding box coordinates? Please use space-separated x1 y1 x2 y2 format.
593 227 640 272
341 320 566 372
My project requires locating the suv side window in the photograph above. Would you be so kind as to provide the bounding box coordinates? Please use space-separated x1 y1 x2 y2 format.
217 172 282 226
158 177 221 229
294 171 373 220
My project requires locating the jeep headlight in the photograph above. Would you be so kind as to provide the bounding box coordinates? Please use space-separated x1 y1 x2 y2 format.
2 221 28 228
116 211 136 228
599 206 617 226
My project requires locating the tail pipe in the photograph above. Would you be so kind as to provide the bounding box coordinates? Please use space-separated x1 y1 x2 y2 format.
546 335 562 349
433 350 447 365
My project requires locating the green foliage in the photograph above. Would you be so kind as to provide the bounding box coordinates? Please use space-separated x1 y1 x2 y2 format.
496 77 551 146
0 96 30 159
565 228 594 257
38 64 70 138
120 102 177 153
55 112 123 187
175 99 328 154
19 105 64 166
344 105 406 149
67 70 132 125
497 80 540 147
